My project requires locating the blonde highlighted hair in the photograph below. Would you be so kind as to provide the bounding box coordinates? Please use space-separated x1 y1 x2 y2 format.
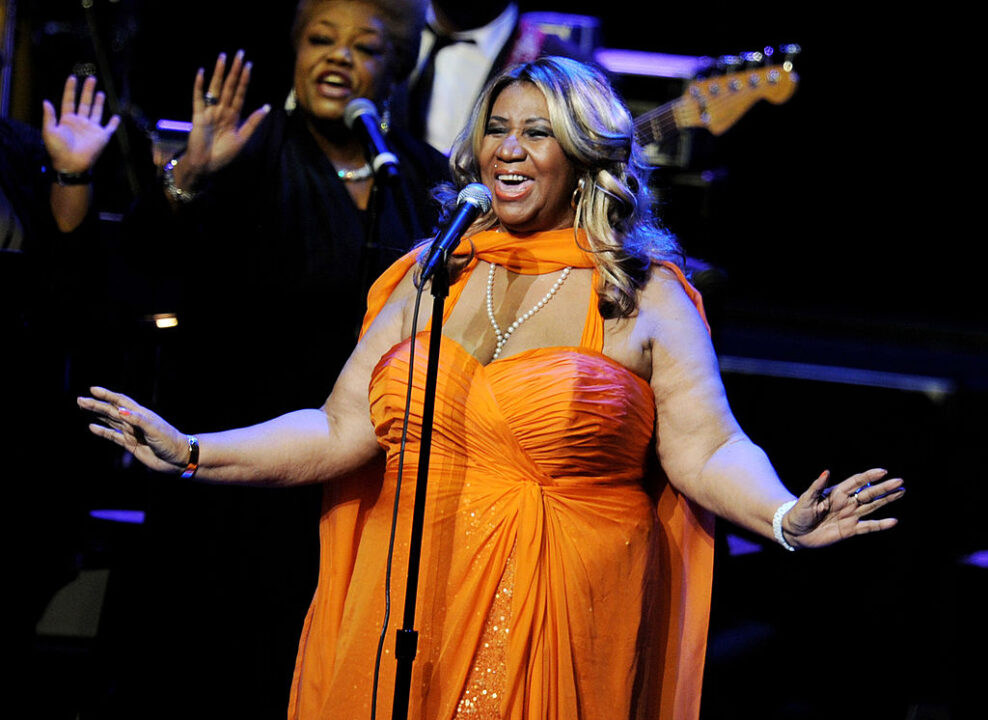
438 55 684 318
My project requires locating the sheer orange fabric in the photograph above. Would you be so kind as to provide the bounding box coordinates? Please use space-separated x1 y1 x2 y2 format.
288 229 714 720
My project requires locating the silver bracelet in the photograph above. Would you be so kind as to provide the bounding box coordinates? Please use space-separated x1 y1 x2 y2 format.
772 499 798 551
163 157 197 203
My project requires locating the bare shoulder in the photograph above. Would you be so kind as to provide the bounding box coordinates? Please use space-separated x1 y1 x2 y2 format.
360 261 422 336
602 264 712 384
638 263 718 389
638 264 709 338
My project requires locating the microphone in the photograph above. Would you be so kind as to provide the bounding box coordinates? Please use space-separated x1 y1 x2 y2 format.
343 98 400 181
420 183 493 283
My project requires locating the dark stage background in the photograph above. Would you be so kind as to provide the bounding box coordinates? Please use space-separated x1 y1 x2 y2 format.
3 2 982 719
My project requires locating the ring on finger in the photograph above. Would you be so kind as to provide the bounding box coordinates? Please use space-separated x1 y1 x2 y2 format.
204 92 220 107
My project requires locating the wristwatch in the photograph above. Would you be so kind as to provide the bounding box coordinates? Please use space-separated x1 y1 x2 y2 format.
53 169 93 185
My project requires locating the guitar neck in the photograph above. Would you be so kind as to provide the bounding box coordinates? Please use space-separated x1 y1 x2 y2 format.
634 98 685 147
633 64 799 147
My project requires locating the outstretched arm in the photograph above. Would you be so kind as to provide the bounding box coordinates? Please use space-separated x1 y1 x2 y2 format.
643 266 904 549
79 269 416 485
80 390 355 486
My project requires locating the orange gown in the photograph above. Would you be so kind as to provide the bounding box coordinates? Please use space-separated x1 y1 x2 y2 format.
288 229 715 720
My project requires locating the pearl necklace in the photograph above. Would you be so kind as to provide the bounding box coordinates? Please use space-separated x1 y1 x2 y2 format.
485 263 572 361
336 163 373 182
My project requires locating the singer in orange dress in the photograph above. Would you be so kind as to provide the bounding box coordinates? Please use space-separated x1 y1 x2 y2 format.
286 227 715 719
79 57 905 720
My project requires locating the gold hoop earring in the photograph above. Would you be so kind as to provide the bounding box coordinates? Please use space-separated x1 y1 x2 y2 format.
570 177 586 209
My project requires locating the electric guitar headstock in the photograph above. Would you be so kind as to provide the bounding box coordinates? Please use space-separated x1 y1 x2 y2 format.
634 44 801 147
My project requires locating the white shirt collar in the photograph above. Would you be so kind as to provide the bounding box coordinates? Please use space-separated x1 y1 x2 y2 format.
424 3 519 61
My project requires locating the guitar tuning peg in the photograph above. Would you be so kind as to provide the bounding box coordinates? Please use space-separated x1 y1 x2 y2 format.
740 51 764 66
779 43 802 59
776 43 801 73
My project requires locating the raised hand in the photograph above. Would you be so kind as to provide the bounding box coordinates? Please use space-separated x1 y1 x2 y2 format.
180 50 271 182
41 75 120 173
77 386 190 475
784 468 905 548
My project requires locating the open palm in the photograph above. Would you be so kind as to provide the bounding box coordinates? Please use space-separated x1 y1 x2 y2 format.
41 75 120 173
183 50 270 175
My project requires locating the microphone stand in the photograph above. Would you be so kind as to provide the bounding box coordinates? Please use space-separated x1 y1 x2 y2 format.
390 245 451 720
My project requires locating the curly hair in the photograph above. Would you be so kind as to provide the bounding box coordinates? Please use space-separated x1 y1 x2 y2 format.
290 0 427 83
437 56 684 318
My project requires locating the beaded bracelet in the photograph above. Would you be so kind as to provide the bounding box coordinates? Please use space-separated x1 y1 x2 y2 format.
163 156 197 203
180 434 200 479
772 499 798 552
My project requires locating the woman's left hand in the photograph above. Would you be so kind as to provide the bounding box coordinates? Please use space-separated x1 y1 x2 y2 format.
182 50 270 179
783 468 905 549
42 75 120 173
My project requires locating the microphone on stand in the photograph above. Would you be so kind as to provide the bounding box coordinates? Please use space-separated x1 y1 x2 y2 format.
343 98 400 182
420 183 492 284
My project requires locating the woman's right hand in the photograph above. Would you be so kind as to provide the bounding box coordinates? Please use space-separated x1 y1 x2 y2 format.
175 50 271 191
78 386 190 475
42 75 120 175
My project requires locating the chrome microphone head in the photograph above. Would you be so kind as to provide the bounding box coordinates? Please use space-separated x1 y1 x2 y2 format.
343 97 378 129
458 183 493 213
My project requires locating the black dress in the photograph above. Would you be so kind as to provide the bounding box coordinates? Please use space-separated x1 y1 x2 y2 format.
112 106 449 718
